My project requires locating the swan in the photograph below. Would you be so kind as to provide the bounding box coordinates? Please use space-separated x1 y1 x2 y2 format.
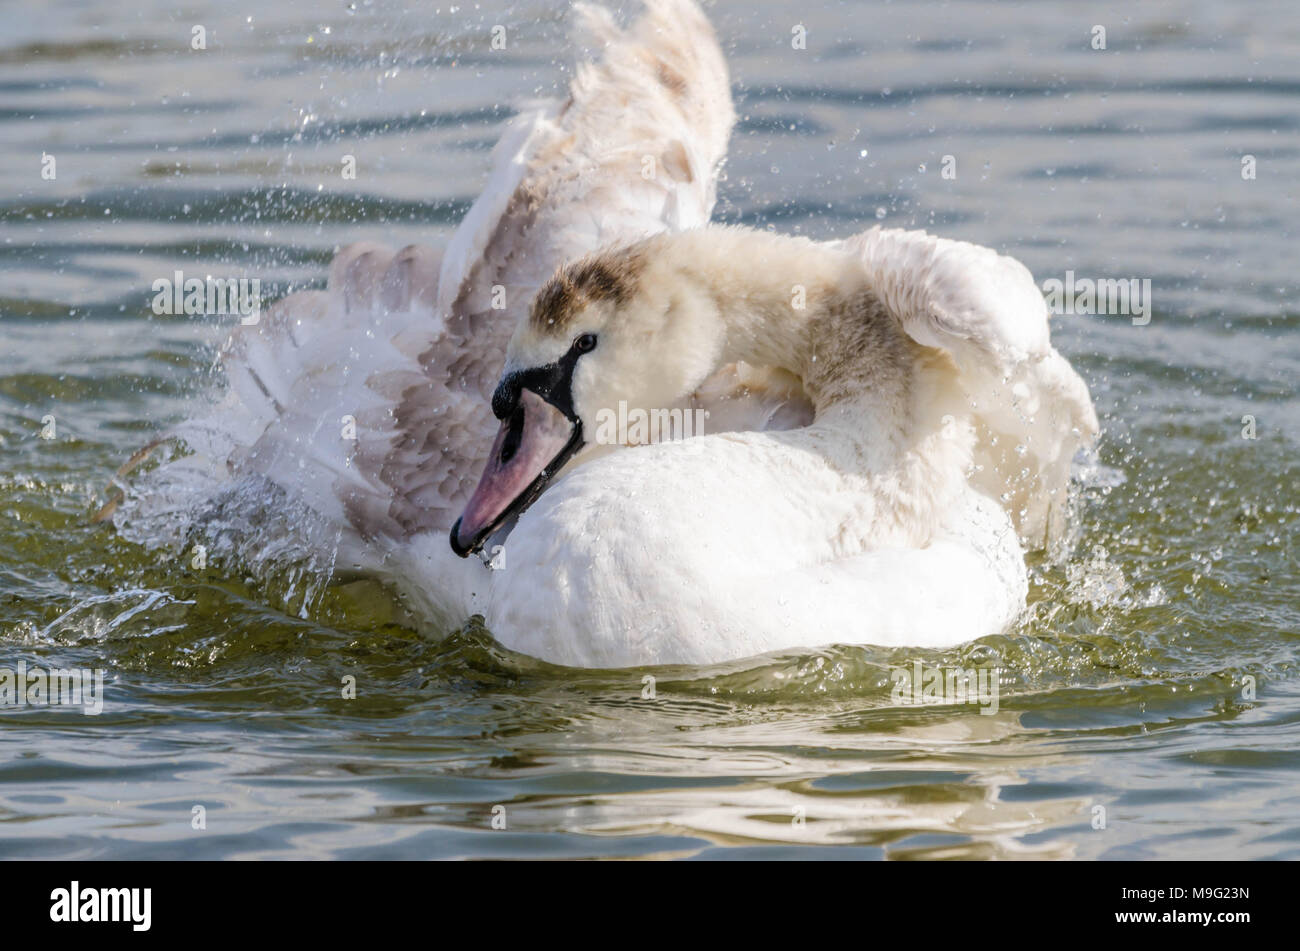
449 225 1097 666
109 0 1098 668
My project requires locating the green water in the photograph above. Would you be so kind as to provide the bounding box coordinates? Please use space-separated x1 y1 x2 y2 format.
1 0 1298 858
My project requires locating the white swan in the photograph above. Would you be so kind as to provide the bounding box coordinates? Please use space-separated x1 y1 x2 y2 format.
111 0 1098 668
452 224 1096 666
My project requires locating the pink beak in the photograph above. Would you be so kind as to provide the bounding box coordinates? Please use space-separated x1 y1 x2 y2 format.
451 388 582 556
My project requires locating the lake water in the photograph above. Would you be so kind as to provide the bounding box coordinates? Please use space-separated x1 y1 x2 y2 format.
1 0 1297 859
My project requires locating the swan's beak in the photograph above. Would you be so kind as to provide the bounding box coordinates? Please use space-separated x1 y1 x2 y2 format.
451 387 583 557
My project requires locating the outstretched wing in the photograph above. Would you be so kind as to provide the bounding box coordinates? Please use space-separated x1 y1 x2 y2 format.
110 0 735 571
345 0 735 538
837 227 1100 549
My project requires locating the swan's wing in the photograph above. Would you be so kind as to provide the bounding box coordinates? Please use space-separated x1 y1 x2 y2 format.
836 227 1100 550
347 0 734 538
109 0 734 573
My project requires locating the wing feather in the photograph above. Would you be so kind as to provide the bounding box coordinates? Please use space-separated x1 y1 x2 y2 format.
112 0 736 577
359 0 734 536
838 226 1100 549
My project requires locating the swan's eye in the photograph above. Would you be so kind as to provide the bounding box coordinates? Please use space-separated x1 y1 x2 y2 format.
573 333 597 353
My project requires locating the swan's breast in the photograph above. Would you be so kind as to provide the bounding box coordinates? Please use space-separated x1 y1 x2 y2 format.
482 431 963 666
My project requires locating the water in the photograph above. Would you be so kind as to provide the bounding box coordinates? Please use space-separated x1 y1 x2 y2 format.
1 0 1298 859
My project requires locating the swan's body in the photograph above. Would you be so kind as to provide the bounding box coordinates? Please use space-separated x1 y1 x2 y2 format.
112 0 1098 668
453 226 1091 666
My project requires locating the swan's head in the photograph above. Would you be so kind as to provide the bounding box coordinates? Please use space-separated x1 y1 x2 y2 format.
451 239 720 556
